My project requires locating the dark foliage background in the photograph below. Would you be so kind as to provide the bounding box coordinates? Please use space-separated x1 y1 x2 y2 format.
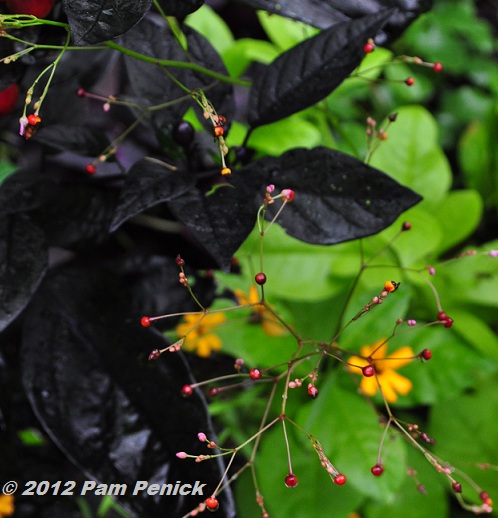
4 0 483 516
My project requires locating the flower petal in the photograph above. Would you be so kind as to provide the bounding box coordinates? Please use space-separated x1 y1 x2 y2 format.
384 369 413 396
360 376 378 397
377 373 399 403
348 355 369 372
384 346 415 370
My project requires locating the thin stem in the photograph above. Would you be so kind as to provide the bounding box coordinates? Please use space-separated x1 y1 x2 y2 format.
104 41 251 87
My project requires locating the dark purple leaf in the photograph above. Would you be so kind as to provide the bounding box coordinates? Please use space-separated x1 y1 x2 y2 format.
0 170 57 216
241 147 422 244
122 17 234 131
155 0 204 19
110 158 195 232
33 124 110 156
168 173 266 271
29 182 119 248
0 214 47 332
21 260 235 517
236 0 433 35
62 0 152 45
247 10 394 128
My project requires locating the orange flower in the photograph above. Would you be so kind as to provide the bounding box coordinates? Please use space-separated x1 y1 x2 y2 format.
0 495 14 518
348 339 414 403
235 285 286 337
176 312 226 358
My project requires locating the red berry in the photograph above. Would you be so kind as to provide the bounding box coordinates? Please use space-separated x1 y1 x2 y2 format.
0 83 20 116
405 77 415 86
307 385 319 399
140 316 151 327
255 273 267 285
6 0 54 18
77 88 86 97
181 384 193 396
371 464 384 476
362 365 375 377
452 481 462 493
443 318 454 328
437 311 447 321
421 349 432 360
209 387 219 397
333 474 347 485
205 496 219 511
479 491 489 502
284 474 298 488
433 62 443 73
85 164 97 175
175 254 185 266
27 114 41 126
213 126 224 137
249 368 262 380
363 42 375 53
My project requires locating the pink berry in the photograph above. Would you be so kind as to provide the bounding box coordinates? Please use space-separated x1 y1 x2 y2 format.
255 273 267 285
402 221 411 231
334 474 347 485
364 42 375 53
249 368 262 380
362 365 375 377
181 385 193 396
480 491 489 502
452 481 462 493
371 464 384 476
148 349 161 361
437 311 447 321
284 474 298 488
433 62 443 73
307 385 319 399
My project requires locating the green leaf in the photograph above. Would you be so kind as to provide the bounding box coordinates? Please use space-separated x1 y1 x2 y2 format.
434 190 483 255
222 39 279 77
299 377 408 501
237 420 365 518
429 374 498 500
395 326 495 407
369 106 452 210
257 10 319 51
186 5 234 54
450 310 498 364
365 446 448 518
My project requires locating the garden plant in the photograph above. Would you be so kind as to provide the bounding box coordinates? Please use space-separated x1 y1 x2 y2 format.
0 1 497 517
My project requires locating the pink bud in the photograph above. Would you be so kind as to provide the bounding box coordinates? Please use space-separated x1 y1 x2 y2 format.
176 452 187 459
198 432 207 442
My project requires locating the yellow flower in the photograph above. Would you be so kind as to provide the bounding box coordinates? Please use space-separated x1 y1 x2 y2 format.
234 285 286 337
176 312 226 358
348 339 414 403
0 495 14 518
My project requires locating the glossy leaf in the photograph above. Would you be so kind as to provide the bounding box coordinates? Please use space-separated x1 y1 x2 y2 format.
110 158 195 231
0 214 47 332
21 260 235 518
236 0 433 34
122 18 234 131
62 0 152 45
34 124 111 156
247 10 394 128
242 147 422 245
167 173 265 271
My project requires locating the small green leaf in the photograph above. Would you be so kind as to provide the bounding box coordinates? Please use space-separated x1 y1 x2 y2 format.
370 106 452 210
435 190 483 255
